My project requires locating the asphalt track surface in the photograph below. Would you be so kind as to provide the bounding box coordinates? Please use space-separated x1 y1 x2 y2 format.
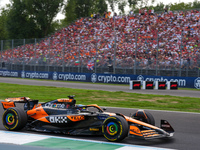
0 77 200 150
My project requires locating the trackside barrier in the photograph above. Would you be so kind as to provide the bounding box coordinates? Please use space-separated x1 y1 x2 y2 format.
129 81 133 89
130 81 178 90
155 81 166 90
0 69 198 89
129 80 141 89
142 81 154 89
167 81 178 90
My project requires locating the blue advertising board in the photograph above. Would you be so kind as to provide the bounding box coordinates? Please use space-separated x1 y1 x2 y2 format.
0 69 199 89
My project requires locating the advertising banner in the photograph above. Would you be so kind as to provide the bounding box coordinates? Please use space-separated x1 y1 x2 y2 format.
0 69 199 89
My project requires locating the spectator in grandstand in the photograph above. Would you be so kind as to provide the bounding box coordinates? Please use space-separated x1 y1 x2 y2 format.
1 9 200 71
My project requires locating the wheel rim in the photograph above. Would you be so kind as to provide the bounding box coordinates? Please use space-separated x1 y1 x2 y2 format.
5 113 15 125
106 122 118 136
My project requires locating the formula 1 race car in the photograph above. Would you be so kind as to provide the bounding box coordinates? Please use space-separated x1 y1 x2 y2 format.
1 96 174 142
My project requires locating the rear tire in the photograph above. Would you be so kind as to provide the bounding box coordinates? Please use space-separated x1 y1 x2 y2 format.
102 116 128 142
132 110 155 125
2 107 27 130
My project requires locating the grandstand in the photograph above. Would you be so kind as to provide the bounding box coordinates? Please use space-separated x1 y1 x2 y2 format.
0 9 200 77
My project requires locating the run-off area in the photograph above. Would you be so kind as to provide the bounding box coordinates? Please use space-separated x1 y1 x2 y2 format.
0 130 175 150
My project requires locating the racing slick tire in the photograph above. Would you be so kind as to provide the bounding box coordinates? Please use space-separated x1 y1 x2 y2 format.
132 110 155 125
2 107 27 131
102 116 128 142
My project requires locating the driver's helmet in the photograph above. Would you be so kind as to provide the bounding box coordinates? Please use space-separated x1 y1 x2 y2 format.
76 104 87 111
65 99 76 108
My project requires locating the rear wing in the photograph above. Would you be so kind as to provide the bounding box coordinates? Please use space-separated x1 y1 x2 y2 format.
1 101 16 110
1 97 37 110
5 97 31 102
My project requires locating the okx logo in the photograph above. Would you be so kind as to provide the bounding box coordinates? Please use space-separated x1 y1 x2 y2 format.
194 77 200 89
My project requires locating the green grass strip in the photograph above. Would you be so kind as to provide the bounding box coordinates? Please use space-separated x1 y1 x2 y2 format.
1 82 200 113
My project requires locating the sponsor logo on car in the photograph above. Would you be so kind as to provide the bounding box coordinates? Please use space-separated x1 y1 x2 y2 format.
49 116 68 123
44 103 66 109
161 124 171 128
97 116 108 120
89 128 99 131
68 115 85 122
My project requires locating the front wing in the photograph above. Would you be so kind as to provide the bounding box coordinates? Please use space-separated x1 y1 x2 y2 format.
126 117 174 139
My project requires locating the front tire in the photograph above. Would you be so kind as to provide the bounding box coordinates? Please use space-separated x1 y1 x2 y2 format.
132 110 155 125
102 116 128 142
2 107 27 131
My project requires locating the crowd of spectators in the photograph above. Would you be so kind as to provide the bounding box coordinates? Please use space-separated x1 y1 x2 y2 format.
1 9 200 70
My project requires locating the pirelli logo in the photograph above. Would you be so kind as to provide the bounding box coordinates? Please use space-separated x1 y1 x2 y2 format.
89 128 99 131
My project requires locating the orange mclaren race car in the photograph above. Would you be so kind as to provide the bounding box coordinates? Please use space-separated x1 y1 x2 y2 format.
1 96 174 142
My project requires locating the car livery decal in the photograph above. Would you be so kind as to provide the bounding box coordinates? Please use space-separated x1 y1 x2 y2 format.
68 115 85 122
49 116 68 123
